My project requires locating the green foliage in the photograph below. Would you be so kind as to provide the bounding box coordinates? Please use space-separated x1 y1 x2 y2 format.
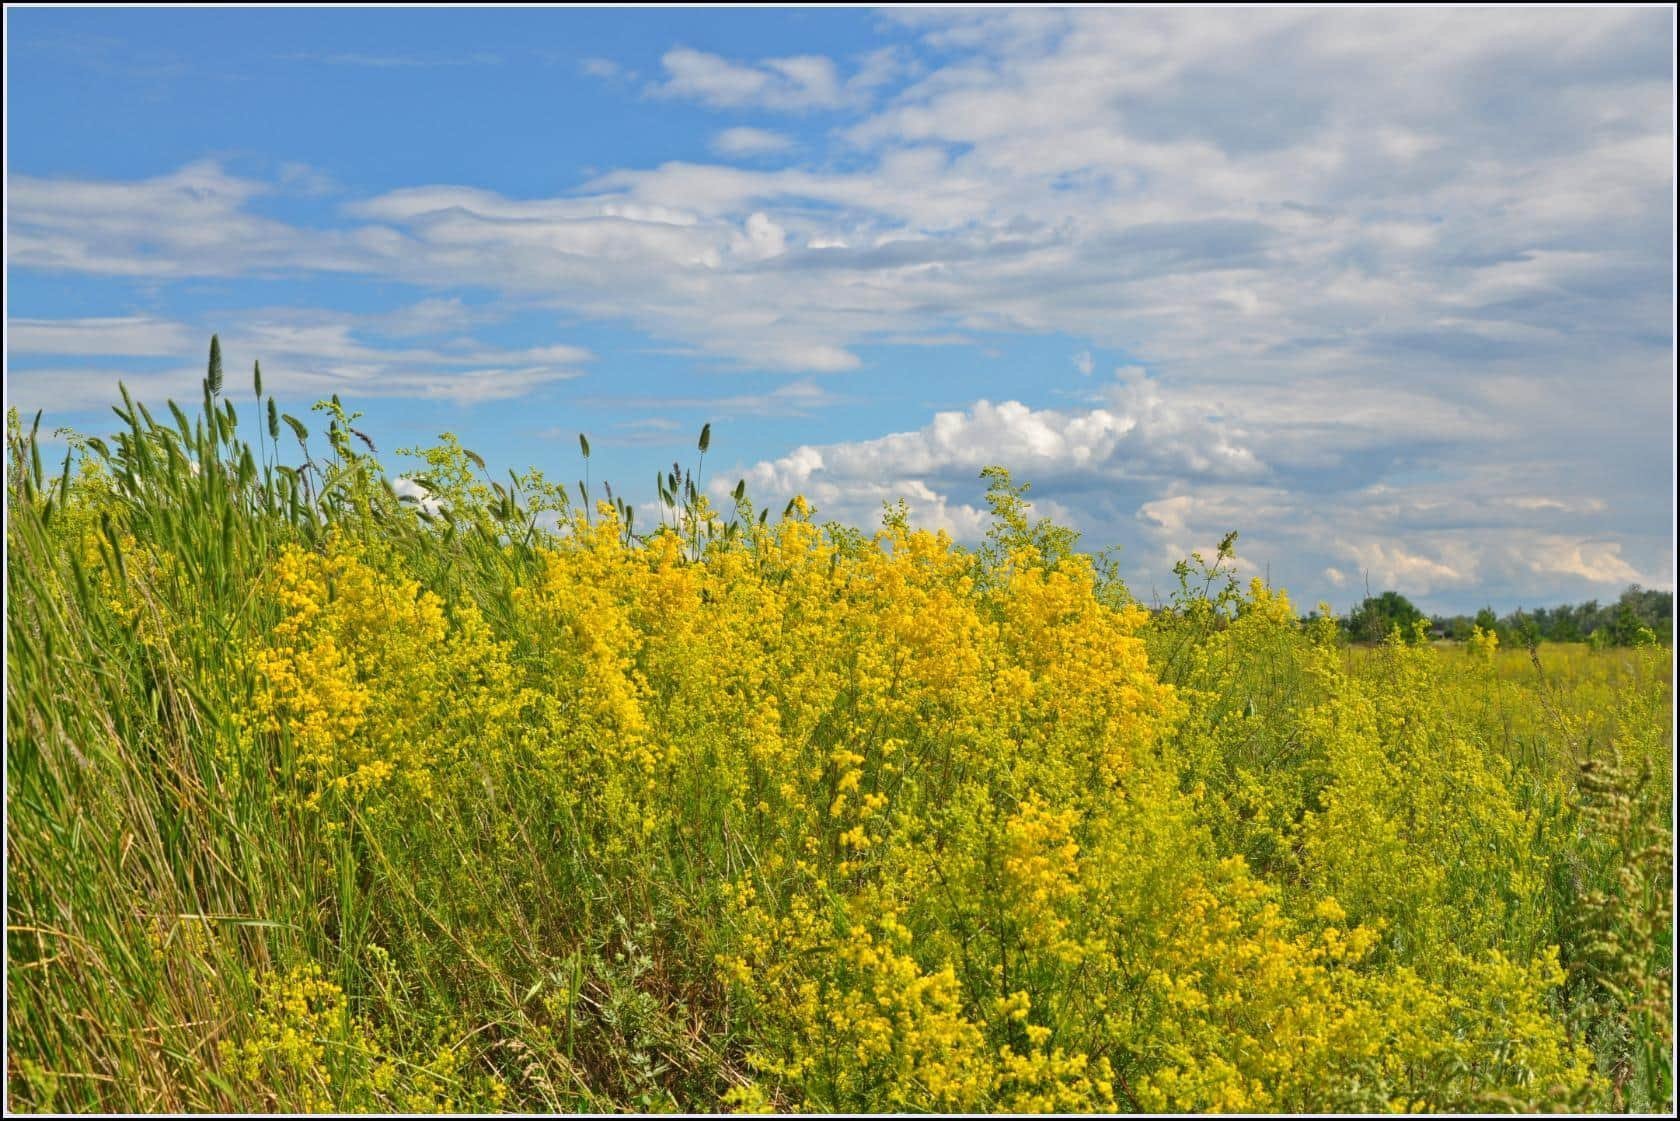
1432 591 1673 649
1346 590 1426 644
977 465 1080 577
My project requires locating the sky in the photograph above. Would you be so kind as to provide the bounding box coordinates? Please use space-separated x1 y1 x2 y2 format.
5 5 1675 615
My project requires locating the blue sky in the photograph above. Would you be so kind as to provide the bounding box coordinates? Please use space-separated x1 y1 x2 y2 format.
6 6 1674 614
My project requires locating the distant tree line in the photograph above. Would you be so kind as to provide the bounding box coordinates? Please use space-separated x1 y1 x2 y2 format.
1323 585 1672 646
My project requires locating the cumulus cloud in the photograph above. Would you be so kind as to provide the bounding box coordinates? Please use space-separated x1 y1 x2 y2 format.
719 370 1272 534
1339 540 1477 595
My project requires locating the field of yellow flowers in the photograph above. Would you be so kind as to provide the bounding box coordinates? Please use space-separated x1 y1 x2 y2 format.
5 362 1673 1113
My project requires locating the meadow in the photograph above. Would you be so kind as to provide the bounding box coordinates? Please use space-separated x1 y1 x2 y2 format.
4 363 1673 1113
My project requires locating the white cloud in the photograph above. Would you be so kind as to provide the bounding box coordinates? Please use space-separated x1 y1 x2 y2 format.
1514 537 1646 587
720 372 1276 534
1340 539 1476 595
1073 349 1094 376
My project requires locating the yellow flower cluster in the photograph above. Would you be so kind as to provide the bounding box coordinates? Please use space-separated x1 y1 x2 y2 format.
246 539 518 809
220 490 1610 1112
1134 856 1591 1112
216 963 494 1113
1467 622 1500 662
1001 795 1087 965
722 883 1114 1113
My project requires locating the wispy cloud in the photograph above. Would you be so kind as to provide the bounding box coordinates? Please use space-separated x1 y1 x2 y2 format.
589 417 691 448
647 44 909 113
7 160 373 277
711 127 794 158
368 297 502 339
19 33 188 81
575 379 843 420
6 310 590 411
277 161 340 198
9 316 198 357
650 47 845 111
284 50 502 69
579 56 637 82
